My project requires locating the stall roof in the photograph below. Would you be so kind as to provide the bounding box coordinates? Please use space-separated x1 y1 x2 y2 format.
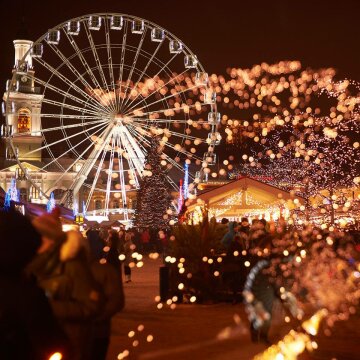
188 176 304 217
99 219 125 228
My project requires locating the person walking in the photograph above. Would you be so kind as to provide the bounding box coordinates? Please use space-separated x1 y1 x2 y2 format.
221 221 238 250
141 228 151 254
123 232 134 283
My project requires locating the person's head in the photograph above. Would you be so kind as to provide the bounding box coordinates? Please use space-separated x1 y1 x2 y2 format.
99 227 108 240
221 218 229 225
32 207 65 253
241 217 249 226
0 209 42 273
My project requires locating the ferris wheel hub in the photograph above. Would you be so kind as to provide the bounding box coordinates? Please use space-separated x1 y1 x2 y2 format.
114 114 124 125
113 113 133 126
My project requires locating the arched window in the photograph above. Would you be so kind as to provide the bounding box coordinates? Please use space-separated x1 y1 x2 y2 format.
30 186 40 200
95 199 102 210
18 108 31 133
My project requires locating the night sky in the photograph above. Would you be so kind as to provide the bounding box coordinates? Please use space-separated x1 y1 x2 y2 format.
1 0 360 93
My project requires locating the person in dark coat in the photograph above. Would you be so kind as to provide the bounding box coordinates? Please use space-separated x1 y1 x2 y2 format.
28 208 100 360
0 209 70 359
106 229 122 272
221 221 238 249
123 233 134 282
89 235 125 360
141 229 151 253
223 235 248 303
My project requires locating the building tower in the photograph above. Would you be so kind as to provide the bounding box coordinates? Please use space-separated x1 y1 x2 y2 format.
3 38 43 163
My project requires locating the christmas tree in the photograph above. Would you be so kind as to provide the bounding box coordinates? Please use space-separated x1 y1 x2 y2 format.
47 192 56 213
133 136 173 230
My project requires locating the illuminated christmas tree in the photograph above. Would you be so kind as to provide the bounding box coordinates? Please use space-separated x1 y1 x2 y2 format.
3 191 11 210
133 136 173 230
3 179 19 210
47 192 56 213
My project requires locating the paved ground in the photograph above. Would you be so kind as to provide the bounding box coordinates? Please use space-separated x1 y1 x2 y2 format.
107 257 360 360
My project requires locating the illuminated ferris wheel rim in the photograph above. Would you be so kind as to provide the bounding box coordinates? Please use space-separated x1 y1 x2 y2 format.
5 12 220 217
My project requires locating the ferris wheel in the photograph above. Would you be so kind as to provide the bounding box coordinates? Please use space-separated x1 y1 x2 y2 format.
4 13 220 219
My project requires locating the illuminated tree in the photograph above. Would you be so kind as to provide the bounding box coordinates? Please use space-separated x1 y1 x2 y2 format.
237 115 360 225
133 137 173 230
47 192 56 213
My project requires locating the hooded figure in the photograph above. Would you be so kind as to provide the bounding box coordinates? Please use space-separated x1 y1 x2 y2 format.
28 208 100 360
221 221 238 249
0 209 70 359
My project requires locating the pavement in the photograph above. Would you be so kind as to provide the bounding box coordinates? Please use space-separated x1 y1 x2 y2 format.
107 257 360 360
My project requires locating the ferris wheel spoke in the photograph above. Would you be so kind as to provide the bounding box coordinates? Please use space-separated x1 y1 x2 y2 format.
127 99 202 118
127 124 150 148
125 148 141 190
21 121 109 158
33 75 108 115
45 37 109 113
40 121 109 172
126 126 149 160
104 137 116 212
126 84 199 116
131 117 189 124
39 113 106 120
119 27 148 110
116 20 129 109
64 30 114 112
12 118 106 137
41 98 102 116
124 54 180 113
127 125 195 188
163 152 190 176
118 128 145 177
124 128 149 190
128 123 200 166
33 57 110 114
104 18 117 112
121 126 146 162
46 124 110 194
129 126 195 180
73 123 115 195
115 136 131 208
162 140 202 161
121 41 163 110
133 122 200 142
84 141 109 212
83 20 117 112
135 127 203 161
